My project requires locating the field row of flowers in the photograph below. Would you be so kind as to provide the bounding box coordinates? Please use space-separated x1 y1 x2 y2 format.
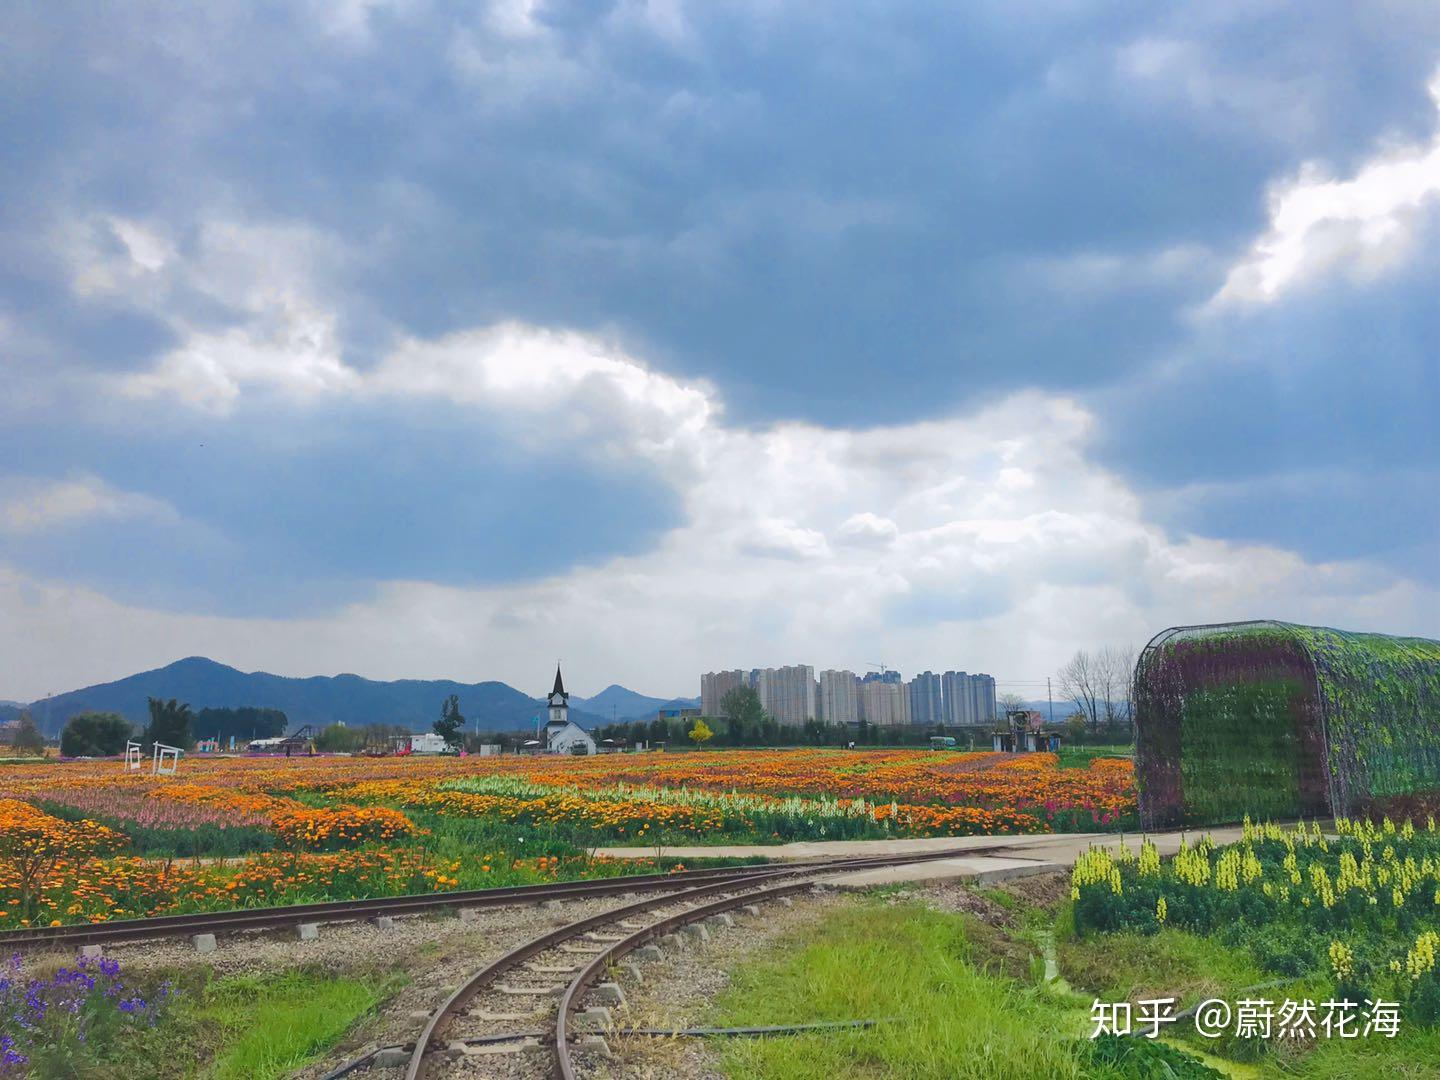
0 797 617 928
0 748 1134 928
418 774 1042 838
286 749 1136 834
1 748 1135 825
0 768 421 855
1070 816 1440 1025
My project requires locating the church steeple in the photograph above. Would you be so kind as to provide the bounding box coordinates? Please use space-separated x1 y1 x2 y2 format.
546 665 570 724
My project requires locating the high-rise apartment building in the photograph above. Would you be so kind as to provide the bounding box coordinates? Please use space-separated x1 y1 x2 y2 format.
860 679 911 727
754 665 816 725
818 670 860 725
941 671 997 725
908 671 942 725
861 669 903 684
941 671 970 725
968 673 997 725
704 662 992 728
701 669 751 717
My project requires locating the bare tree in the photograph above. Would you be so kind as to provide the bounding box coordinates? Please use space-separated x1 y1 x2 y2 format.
997 692 1026 724
1057 651 1101 732
1100 644 1138 728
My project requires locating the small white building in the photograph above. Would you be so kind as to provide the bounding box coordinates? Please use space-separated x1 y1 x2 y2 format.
408 732 450 754
543 665 596 755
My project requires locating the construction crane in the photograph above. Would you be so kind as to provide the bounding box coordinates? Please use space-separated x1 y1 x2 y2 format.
866 661 890 675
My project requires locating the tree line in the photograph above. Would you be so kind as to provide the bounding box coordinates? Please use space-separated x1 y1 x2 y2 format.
23 701 290 757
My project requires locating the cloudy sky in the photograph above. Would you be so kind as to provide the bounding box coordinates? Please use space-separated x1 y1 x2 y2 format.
3 1 1438 702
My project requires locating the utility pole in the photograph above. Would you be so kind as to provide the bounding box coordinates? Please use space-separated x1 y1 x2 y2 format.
1047 677 1054 725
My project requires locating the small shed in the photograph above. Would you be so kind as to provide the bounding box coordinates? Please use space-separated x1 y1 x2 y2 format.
408 732 450 754
1134 620 1440 827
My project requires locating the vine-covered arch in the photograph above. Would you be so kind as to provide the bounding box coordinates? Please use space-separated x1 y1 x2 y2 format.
1133 620 1440 828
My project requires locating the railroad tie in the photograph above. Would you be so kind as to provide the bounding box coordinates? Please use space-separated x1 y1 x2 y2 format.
450 1037 539 1057
497 981 566 996
470 1008 543 1022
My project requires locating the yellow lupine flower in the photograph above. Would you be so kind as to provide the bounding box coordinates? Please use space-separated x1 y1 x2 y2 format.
1404 931 1438 980
1329 940 1355 980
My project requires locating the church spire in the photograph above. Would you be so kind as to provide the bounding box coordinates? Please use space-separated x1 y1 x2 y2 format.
549 664 569 704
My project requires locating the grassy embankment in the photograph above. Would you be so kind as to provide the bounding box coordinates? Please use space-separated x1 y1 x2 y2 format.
21 965 403 1079
705 897 1218 1079
1061 926 1440 1077
706 886 1438 1079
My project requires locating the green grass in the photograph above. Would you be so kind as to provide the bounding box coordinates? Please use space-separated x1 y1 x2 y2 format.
1288 1023 1440 1078
197 970 392 1079
707 899 1088 1079
1056 745 1132 769
114 967 401 1079
975 885 1022 911
1062 923 1440 1077
1059 927 1273 1010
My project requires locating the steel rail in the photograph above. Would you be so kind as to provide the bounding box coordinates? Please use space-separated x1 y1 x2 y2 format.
554 879 812 1080
0 842 1023 950
0 860 800 949
402 843 1030 1080
403 868 801 1080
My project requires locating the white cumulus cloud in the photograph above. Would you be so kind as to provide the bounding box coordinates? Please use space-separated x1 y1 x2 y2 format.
1211 68 1440 308
0 476 177 535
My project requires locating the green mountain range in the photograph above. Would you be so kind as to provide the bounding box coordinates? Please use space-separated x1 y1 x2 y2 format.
20 657 630 736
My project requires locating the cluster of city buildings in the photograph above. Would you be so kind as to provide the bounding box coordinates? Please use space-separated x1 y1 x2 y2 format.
700 666 998 728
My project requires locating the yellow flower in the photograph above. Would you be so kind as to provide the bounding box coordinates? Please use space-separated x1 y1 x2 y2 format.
1329 940 1355 981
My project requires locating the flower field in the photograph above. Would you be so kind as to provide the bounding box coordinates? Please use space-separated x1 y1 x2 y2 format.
0 748 1133 930
1071 816 1440 1030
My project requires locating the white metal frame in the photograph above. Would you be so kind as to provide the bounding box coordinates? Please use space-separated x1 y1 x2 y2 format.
152 742 182 776
124 740 144 771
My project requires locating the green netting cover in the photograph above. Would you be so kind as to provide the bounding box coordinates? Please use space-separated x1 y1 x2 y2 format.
1133 621 1440 828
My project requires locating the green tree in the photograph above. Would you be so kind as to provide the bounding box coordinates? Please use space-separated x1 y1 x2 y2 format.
434 694 465 747
688 718 714 746
59 712 133 757
11 710 46 755
194 706 287 745
315 722 364 753
143 697 194 751
719 685 766 728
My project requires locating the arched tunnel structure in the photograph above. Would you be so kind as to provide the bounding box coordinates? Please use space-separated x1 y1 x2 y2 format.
1133 620 1440 828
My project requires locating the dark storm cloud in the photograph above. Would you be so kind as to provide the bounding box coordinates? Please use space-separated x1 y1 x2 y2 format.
1 0 1437 612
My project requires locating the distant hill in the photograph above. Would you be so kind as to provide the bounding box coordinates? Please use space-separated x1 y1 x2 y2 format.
570 684 699 722
23 657 609 736
0 703 20 725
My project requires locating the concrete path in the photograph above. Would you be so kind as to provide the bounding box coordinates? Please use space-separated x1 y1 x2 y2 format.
599 825 1248 890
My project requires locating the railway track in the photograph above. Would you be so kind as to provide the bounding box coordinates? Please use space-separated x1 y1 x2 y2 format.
0 859 824 950
0 843 1017 951
391 845 1014 1080
2 844 1031 1077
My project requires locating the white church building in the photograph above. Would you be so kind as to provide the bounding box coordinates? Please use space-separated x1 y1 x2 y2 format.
543 665 596 755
